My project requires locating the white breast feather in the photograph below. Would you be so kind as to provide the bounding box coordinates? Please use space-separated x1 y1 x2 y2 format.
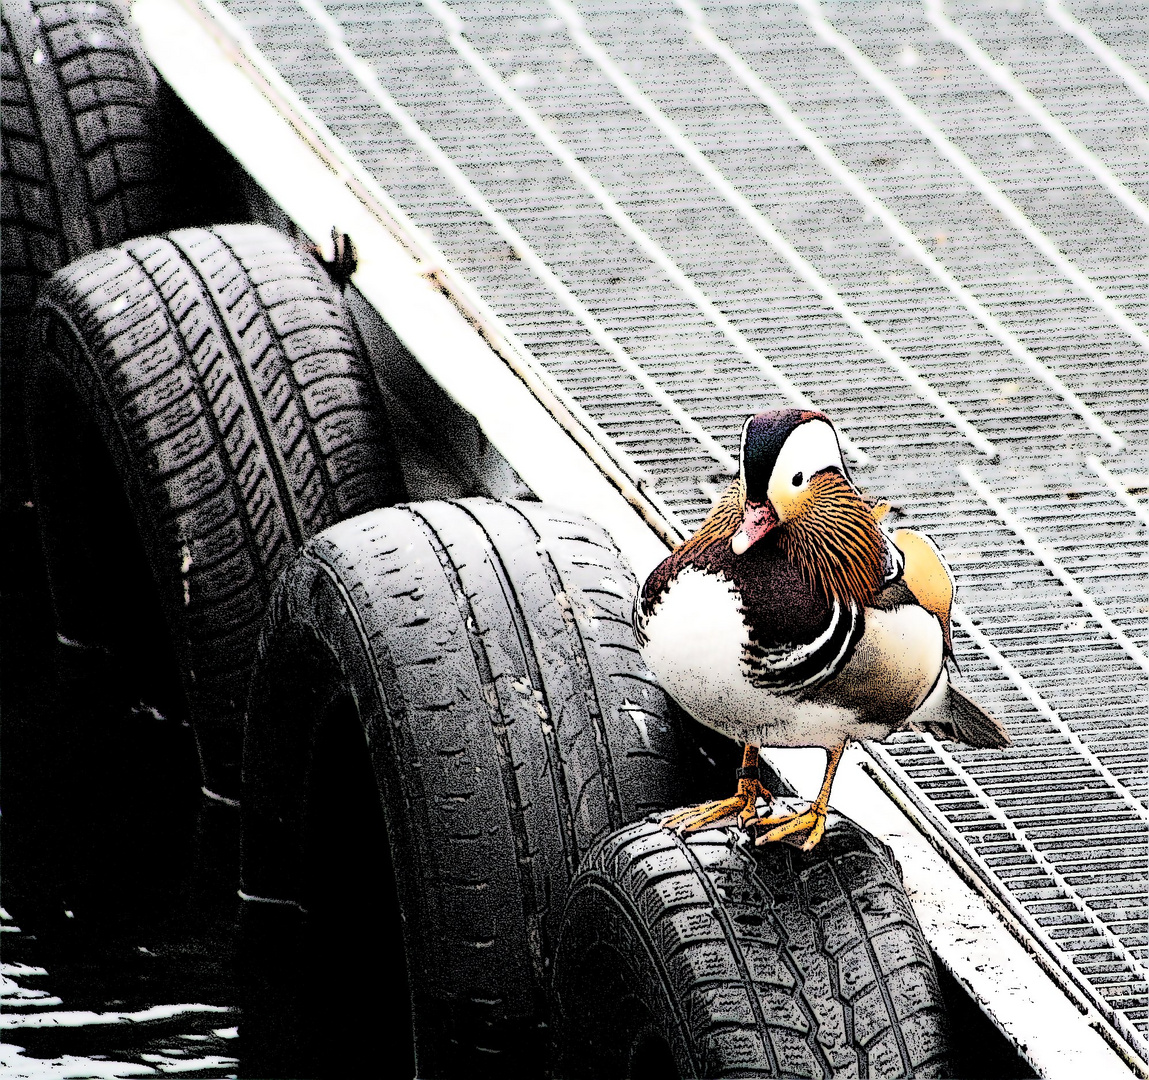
639 567 945 749
639 567 853 748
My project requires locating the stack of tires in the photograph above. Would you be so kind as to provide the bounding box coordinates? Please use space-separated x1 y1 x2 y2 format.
238 503 954 1080
1 0 268 932
2 3 956 1077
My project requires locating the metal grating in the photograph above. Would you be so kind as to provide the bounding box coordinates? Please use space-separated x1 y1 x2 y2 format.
214 0 1149 1058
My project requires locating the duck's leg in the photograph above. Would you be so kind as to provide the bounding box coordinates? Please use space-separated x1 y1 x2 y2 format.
660 744 772 833
756 741 846 851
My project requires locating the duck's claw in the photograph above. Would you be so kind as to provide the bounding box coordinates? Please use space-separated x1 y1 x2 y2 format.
755 805 827 850
660 797 742 833
660 779 771 834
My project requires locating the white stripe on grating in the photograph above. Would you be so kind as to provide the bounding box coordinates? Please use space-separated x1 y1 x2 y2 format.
962 465 1149 674
422 0 872 465
795 0 1148 424
679 3 1132 458
1087 456 1149 530
1044 0 1149 107
917 732 1149 978
927 0 1149 227
549 0 996 458
291 0 736 477
951 602 1148 822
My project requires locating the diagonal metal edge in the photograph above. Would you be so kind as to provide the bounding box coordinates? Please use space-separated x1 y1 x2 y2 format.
926 0 1149 228
1043 0 1149 107
793 0 1149 395
166 0 689 552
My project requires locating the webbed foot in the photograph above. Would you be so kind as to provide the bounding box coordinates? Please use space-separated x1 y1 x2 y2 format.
755 805 827 850
660 777 772 834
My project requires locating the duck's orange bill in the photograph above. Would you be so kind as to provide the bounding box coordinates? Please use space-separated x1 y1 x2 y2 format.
731 499 779 554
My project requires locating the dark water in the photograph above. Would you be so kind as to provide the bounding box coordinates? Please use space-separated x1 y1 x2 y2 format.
1 508 240 1079
0 908 239 1078
0 714 242 1078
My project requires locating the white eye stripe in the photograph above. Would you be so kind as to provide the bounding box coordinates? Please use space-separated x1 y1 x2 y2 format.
767 420 845 512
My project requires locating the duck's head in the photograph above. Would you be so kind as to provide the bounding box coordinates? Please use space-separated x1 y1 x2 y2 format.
732 409 883 602
732 409 848 554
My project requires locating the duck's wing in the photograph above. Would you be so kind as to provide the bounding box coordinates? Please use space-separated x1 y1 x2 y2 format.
743 596 864 694
920 682 1012 749
635 479 744 646
891 528 955 657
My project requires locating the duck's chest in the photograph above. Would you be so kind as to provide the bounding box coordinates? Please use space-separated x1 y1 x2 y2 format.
637 557 943 748
637 563 848 746
639 566 753 706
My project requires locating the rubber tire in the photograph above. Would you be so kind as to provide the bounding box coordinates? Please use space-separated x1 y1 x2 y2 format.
552 816 955 1079
1 3 169 900
25 223 405 801
240 499 689 1078
2 0 164 508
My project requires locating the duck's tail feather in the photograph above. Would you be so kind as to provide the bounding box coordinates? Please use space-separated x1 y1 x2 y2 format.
923 685 1011 749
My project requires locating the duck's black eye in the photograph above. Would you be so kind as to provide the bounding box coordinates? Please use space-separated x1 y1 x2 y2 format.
792 472 803 486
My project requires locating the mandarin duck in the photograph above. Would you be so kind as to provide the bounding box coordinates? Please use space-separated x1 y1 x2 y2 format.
636 409 1009 850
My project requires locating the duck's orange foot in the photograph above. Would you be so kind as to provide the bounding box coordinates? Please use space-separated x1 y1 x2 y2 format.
755 805 827 850
660 778 771 834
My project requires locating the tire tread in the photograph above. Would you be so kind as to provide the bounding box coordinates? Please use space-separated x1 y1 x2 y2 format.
28 225 402 792
555 818 954 1078
242 500 688 1075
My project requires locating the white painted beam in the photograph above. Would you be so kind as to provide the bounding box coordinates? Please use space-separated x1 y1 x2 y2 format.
131 0 671 578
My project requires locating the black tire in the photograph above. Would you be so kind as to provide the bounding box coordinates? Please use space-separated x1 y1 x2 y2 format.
2 0 164 506
1 3 170 899
24 223 405 803
552 815 955 1079
240 499 689 1078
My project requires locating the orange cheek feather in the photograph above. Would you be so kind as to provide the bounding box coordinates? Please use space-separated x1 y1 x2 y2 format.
893 528 954 655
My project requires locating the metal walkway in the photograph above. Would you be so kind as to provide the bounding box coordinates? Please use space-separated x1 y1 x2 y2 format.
212 0 1147 1061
